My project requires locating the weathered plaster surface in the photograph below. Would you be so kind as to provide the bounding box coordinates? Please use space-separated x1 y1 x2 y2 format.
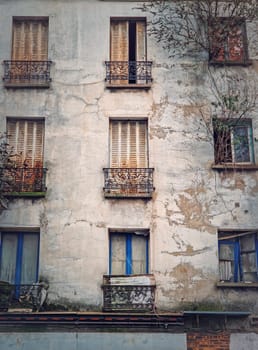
0 0 258 311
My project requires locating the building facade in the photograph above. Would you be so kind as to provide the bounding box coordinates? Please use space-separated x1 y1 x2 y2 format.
0 0 258 348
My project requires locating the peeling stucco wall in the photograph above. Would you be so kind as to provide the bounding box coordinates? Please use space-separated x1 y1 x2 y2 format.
0 0 258 312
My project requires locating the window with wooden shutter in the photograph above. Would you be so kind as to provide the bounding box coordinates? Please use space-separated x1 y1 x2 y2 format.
12 17 48 61
110 120 148 168
109 18 149 85
7 119 44 168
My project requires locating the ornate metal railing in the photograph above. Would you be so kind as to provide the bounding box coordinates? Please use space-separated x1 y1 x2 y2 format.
103 168 154 198
0 281 48 312
3 60 52 87
102 275 156 312
105 61 152 85
1 167 47 193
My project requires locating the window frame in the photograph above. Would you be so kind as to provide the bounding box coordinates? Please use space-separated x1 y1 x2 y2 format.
209 17 249 65
109 230 149 275
213 118 255 165
109 118 149 169
12 16 49 61
0 231 40 286
218 231 258 283
7 117 45 168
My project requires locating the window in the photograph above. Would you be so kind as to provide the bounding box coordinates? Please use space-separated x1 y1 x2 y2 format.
5 118 46 193
103 119 154 197
109 231 149 275
3 17 51 87
0 231 40 285
213 119 254 164
106 18 152 85
110 120 148 168
218 231 258 283
209 18 248 64
12 17 48 61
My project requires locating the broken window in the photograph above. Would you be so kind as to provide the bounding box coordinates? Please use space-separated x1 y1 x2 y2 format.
209 18 248 64
0 231 40 285
218 231 258 283
213 119 254 164
109 231 149 275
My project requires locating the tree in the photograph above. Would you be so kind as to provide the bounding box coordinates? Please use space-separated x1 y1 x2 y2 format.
0 133 16 211
140 0 258 164
140 0 258 58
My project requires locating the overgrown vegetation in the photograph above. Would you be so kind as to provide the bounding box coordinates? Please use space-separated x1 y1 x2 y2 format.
0 133 16 211
140 0 258 164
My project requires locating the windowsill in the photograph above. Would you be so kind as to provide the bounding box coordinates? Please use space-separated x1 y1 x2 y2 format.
105 83 152 89
209 59 252 67
217 281 258 288
103 274 156 286
104 192 153 199
212 163 258 171
5 192 46 198
4 82 51 88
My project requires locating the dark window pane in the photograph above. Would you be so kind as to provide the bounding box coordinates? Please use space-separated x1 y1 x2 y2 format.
233 126 250 162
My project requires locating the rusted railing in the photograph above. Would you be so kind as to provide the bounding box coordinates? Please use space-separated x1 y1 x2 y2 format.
1 167 47 193
105 61 152 85
0 281 48 312
102 275 156 312
103 168 154 198
3 60 52 87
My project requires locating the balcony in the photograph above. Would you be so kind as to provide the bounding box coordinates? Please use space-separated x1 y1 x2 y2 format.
102 275 156 312
103 168 154 198
0 281 48 312
1 167 47 196
3 60 52 88
105 61 152 88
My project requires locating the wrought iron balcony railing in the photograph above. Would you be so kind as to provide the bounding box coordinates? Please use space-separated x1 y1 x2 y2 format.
103 168 154 198
3 60 52 87
1 167 47 194
0 281 48 312
102 275 156 312
105 61 152 86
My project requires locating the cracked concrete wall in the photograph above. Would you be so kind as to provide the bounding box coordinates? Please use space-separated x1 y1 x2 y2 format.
1 0 258 312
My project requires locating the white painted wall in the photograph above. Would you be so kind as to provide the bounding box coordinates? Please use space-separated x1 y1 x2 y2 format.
0 0 258 312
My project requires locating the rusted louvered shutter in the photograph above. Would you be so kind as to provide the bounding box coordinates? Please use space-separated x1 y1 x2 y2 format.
110 120 147 168
110 20 128 61
12 18 48 60
110 20 128 84
136 21 146 61
7 119 44 167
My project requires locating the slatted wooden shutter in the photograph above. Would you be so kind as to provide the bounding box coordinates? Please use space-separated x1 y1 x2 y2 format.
110 120 147 168
110 20 128 61
12 18 48 60
136 21 146 61
7 119 44 167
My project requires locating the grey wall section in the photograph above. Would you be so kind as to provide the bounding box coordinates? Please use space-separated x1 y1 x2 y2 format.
230 333 258 350
0 332 186 350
